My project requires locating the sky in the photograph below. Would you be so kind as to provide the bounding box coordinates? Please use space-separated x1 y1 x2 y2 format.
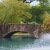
30 0 40 6
0 0 2 2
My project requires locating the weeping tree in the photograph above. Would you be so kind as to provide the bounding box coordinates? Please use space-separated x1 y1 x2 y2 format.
0 0 32 24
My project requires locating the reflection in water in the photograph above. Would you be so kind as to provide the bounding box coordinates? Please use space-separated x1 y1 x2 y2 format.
0 33 50 50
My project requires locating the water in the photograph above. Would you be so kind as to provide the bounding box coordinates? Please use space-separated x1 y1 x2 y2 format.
0 33 50 50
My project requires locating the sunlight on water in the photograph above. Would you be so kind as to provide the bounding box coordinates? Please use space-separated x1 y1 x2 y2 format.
20 33 50 50
41 33 50 39
20 47 50 50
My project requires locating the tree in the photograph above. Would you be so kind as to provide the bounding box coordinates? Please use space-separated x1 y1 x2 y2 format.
29 0 50 24
30 5 45 23
0 0 32 24
42 12 50 32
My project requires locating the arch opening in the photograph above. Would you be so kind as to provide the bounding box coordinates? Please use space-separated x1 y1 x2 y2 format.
4 31 31 38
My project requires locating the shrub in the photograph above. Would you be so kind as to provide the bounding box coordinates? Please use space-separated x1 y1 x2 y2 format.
42 15 50 32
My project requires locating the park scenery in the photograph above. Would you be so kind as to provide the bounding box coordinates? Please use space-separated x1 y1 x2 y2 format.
0 0 50 50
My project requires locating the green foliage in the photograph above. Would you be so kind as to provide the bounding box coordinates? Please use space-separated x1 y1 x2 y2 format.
38 0 48 3
0 0 32 24
0 0 50 24
30 6 45 23
29 0 50 24
28 21 38 24
42 13 50 32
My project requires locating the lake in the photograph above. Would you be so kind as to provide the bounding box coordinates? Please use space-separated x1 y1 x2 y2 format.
0 33 50 50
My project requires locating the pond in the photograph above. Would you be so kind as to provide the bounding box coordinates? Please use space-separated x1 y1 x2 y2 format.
0 33 50 50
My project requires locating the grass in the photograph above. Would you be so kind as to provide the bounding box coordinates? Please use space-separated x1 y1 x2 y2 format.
13 33 30 36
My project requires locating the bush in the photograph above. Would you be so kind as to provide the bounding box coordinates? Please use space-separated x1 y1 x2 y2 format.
42 15 50 32
28 22 38 24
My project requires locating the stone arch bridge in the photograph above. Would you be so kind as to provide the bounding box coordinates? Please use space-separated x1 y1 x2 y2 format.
0 24 41 38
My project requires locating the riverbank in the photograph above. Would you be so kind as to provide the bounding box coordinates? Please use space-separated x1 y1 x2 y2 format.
12 33 36 39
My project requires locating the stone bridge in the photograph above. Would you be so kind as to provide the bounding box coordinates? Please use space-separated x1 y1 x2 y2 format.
0 24 41 38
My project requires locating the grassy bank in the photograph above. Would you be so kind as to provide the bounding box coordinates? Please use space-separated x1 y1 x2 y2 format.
13 33 30 36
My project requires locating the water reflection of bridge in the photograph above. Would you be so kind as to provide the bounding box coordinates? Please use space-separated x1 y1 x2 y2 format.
0 24 41 38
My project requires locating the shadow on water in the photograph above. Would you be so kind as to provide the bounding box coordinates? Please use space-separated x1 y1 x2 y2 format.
0 36 36 50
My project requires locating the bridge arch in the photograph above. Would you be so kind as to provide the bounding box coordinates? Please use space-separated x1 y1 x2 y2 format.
4 31 29 38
